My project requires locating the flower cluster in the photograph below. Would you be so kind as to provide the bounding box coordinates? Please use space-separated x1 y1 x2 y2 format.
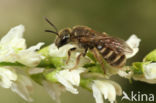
0 25 44 101
132 49 156 84
0 25 155 103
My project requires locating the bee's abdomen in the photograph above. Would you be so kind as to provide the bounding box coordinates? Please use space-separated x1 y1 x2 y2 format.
97 45 126 67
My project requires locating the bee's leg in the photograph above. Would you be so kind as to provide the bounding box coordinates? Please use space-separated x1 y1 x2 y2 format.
69 53 83 71
83 48 88 56
70 48 88 71
92 48 106 74
66 47 77 64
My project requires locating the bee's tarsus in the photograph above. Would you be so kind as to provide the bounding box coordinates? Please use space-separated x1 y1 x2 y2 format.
66 47 77 64
69 53 83 71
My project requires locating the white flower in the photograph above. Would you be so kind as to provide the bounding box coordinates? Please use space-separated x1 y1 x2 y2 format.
0 67 17 88
0 25 26 50
126 34 141 58
49 43 90 69
18 42 44 67
118 70 133 79
49 43 76 57
28 68 45 75
92 80 122 103
0 25 44 67
143 63 156 79
118 67 133 79
55 68 85 94
11 74 33 102
42 81 65 103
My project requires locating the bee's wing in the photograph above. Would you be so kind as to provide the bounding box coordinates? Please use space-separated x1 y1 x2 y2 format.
95 36 133 54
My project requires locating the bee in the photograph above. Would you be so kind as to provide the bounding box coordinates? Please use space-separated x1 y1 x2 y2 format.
45 18 132 73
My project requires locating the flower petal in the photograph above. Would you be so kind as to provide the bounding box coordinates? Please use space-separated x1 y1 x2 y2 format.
27 42 45 51
92 80 122 103
126 34 141 58
17 42 44 67
42 81 65 103
55 68 85 94
49 44 76 57
118 69 133 79
0 67 17 88
92 83 103 103
11 74 33 102
18 51 42 67
143 63 156 79
0 25 26 49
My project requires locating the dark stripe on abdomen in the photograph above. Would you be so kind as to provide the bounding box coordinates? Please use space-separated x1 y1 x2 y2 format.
96 46 126 67
111 54 126 67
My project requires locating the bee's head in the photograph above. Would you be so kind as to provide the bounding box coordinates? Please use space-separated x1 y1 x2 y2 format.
55 29 71 48
45 18 71 48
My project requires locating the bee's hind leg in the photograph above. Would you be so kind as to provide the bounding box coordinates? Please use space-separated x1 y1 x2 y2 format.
69 48 88 71
66 47 76 64
92 48 106 74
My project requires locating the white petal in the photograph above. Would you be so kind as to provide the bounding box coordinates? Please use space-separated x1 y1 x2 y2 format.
126 34 141 58
18 50 42 67
0 25 26 49
49 43 76 57
94 80 116 102
27 42 45 51
55 68 85 94
56 73 78 94
16 42 44 67
0 25 27 63
28 68 44 75
118 69 132 79
143 63 156 79
0 67 17 88
92 80 122 103
0 25 44 65
11 74 33 102
0 48 18 62
42 81 65 103
92 83 103 103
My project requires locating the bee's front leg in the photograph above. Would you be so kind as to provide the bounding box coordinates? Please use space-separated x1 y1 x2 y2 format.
69 48 88 71
66 47 77 64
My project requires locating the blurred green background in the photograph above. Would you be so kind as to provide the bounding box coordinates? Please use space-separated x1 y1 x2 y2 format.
0 0 156 103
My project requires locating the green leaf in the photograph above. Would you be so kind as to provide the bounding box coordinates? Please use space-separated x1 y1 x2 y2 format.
144 49 156 62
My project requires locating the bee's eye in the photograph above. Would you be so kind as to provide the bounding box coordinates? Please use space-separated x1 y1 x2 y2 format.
61 35 70 44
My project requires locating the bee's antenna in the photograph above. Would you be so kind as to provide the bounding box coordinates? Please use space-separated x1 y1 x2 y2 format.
45 30 59 36
45 17 58 33
45 29 59 36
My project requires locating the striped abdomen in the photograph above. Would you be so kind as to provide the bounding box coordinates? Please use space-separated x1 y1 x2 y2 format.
96 45 126 67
